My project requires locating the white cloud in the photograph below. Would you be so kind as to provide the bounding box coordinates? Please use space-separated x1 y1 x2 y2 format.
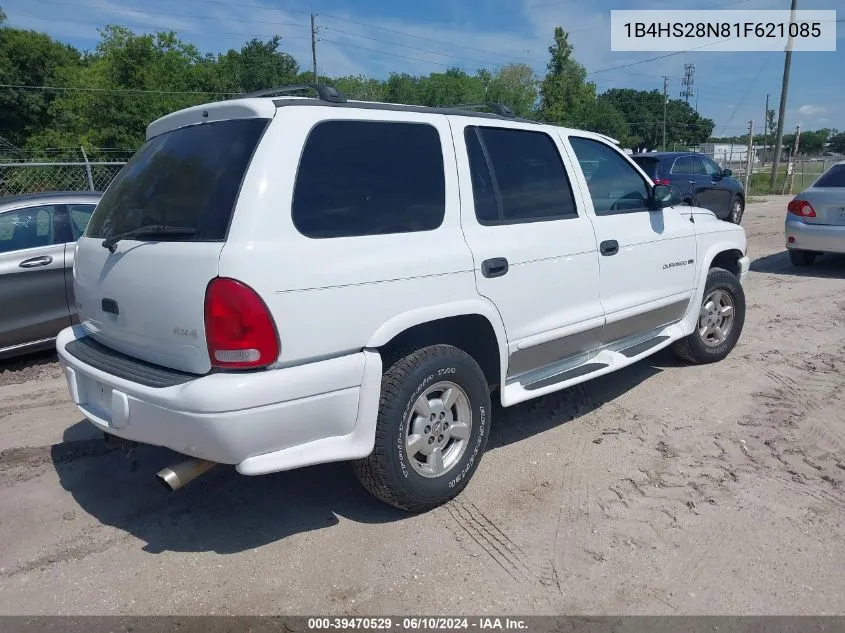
798 104 826 116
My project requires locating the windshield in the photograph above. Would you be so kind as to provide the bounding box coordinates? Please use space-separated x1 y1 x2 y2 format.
85 118 268 241
814 164 845 188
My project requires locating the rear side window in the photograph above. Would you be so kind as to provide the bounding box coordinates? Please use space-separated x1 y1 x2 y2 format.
671 156 695 175
85 118 268 241
815 164 845 187
632 157 660 178
465 126 577 224
0 205 56 253
292 120 445 238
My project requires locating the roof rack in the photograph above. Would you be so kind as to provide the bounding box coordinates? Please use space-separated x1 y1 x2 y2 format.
449 103 516 118
232 83 347 103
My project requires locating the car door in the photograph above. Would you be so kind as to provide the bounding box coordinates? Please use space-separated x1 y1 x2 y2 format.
452 121 605 380
693 155 733 218
669 155 696 202
0 204 72 352
564 135 697 348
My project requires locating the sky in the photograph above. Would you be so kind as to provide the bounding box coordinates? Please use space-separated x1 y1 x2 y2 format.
3 0 843 137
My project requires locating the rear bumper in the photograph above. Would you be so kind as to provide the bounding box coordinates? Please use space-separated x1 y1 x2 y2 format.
785 218 845 254
55 326 382 475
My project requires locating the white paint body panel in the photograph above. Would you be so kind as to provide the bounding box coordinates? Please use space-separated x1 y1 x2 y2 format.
57 98 749 474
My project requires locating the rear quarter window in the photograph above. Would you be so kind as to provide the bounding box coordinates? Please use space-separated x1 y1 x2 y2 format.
814 164 845 188
85 118 268 241
291 120 446 238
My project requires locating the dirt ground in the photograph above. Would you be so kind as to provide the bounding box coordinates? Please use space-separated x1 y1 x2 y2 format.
0 195 843 616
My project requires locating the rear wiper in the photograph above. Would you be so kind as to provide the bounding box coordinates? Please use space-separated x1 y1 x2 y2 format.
102 225 197 253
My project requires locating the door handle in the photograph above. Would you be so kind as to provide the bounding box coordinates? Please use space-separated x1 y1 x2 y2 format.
600 240 619 256
19 255 53 268
481 257 509 278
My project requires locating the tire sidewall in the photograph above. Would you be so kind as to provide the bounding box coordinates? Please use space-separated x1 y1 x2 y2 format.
691 269 746 360
383 350 490 504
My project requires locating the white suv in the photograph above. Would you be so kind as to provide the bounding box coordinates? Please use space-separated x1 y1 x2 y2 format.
56 84 750 512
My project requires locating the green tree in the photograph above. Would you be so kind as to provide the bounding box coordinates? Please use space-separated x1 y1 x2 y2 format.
417 68 484 107
383 72 420 104
538 27 595 126
578 96 628 140
829 131 845 154
766 108 776 139
216 36 298 93
487 63 538 118
0 25 82 147
332 74 386 101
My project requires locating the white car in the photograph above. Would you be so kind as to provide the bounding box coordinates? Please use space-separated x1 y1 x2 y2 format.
56 85 750 512
785 160 845 266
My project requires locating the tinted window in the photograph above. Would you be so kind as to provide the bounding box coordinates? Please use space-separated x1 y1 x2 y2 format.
814 164 845 187
68 204 97 240
632 157 660 178
465 126 577 224
569 137 651 215
700 156 722 177
671 156 695 175
86 118 268 241
0 205 56 254
292 121 445 238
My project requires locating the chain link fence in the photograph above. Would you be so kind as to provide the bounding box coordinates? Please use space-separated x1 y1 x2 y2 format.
0 148 133 198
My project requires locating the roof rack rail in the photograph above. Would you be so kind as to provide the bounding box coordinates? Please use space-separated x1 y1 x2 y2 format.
232 83 347 103
449 103 515 118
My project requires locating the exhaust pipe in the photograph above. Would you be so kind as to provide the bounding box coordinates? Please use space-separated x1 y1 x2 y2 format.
156 457 217 491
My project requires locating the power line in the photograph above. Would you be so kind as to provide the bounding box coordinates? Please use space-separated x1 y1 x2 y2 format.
715 51 773 137
26 0 309 28
12 13 312 40
318 38 463 69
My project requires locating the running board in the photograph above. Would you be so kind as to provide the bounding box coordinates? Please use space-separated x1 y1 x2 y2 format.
524 362 608 391
501 325 686 408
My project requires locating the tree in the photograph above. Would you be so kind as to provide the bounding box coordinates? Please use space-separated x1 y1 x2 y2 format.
578 96 628 140
0 25 82 148
766 108 776 139
487 63 538 118
417 68 484 107
216 36 298 93
383 72 420 104
829 131 845 154
0 6 6 24
332 74 386 101
538 27 595 126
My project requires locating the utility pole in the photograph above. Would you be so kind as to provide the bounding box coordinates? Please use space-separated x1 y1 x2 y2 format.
662 75 669 151
782 122 801 195
761 93 770 166
310 13 318 83
770 0 798 191
744 120 754 193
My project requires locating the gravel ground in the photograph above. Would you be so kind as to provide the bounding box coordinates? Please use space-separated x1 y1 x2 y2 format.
0 195 843 615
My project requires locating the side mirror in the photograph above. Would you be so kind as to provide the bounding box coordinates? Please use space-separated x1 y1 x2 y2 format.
651 184 679 209
721 168 733 177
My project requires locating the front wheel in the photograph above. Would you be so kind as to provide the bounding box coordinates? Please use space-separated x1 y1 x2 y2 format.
729 197 744 224
352 344 491 512
672 267 746 365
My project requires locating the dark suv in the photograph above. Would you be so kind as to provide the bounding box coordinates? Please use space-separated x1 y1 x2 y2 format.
631 151 746 224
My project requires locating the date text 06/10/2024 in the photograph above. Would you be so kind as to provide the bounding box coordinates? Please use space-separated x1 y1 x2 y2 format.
306 618 529 630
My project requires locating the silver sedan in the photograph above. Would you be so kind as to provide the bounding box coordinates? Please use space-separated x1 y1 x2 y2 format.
785 160 845 267
0 191 101 359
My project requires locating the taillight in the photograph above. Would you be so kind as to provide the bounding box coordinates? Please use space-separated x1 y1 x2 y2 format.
653 179 671 186
204 278 279 369
787 199 816 218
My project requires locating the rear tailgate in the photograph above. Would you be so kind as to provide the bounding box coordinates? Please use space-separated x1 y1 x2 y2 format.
74 109 271 375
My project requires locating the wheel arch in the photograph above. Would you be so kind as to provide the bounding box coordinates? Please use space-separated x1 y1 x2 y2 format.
680 241 746 332
366 300 509 391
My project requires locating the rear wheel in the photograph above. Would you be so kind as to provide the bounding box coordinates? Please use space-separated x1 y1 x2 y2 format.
673 267 746 365
789 249 817 267
353 344 491 512
729 197 744 224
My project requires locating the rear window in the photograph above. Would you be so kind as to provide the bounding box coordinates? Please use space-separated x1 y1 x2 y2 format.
814 164 845 188
85 118 268 241
631 156 660 178
292 120 445 238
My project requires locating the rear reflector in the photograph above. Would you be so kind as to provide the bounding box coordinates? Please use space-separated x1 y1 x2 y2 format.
787 199 816 218
204 278 280 370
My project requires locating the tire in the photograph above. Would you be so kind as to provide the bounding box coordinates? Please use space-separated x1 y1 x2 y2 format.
729 197 744 224
789 249 817 267
672 267 746 365
352 344 492 513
